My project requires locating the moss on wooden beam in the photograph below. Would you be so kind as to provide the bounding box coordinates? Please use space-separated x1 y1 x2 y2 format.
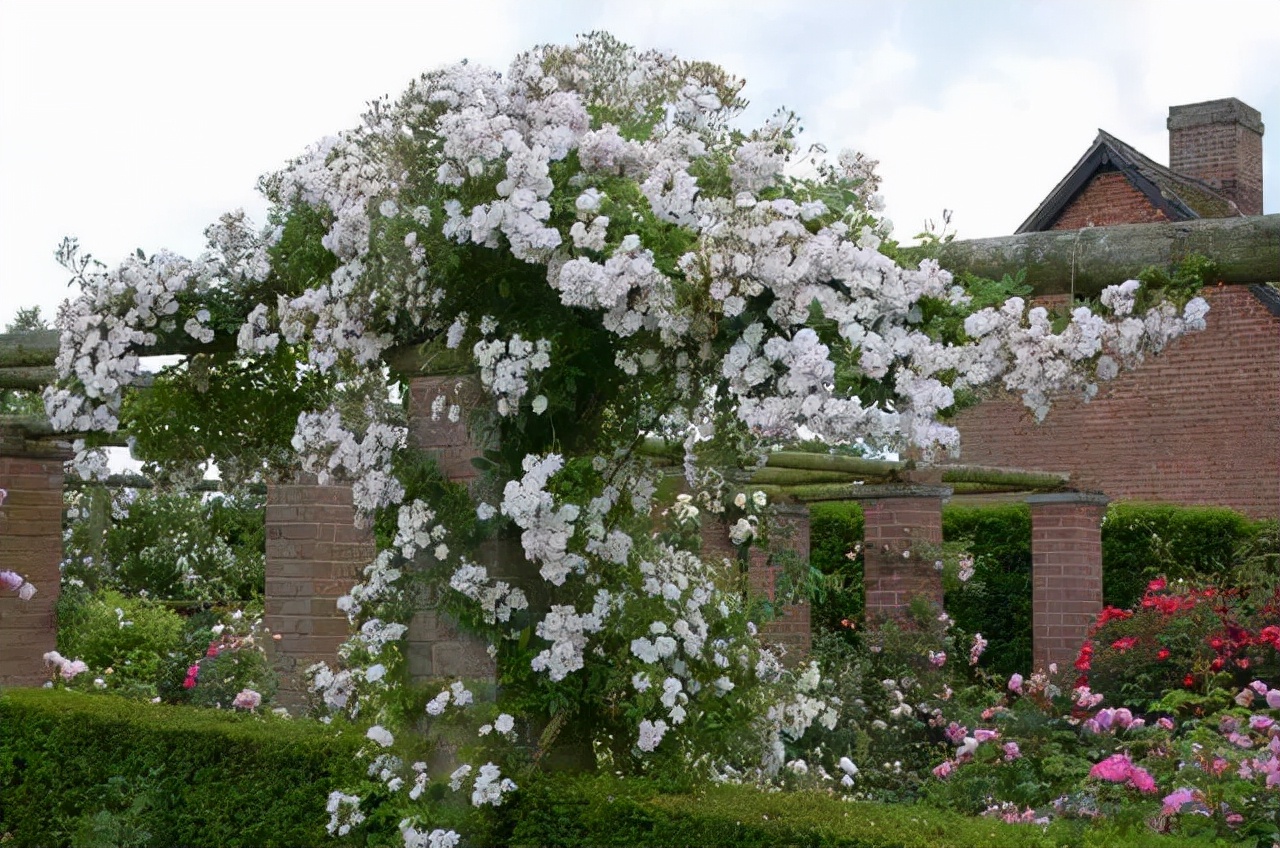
941 466 1068 491
749 467 864 486
0 365 55 390
928 214 1279 298
763 451 904 477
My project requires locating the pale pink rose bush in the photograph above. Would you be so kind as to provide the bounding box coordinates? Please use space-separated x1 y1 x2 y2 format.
37 33 1220 845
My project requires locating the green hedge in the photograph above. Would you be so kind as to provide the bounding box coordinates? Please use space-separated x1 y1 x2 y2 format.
808 501 1271 676
1101 502 1271 608
0 689 365 848
809 501 866 631
504 775 1219 848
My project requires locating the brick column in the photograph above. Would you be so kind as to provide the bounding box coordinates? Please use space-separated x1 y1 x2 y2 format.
404 374 500 686
0 454 64 686
407 375 487 488
700 502 812 663
264 476 374 706
861 486 949 627
1027 492 1108 671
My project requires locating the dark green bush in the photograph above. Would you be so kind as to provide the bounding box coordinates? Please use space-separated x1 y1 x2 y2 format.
502 774 1214 847
808 501 865 633
942 504 1033 677
0 689 366 848
1101 503 1271 609
809 499 1272 679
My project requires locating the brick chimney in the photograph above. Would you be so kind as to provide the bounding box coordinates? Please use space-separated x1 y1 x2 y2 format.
1168 98 1264 216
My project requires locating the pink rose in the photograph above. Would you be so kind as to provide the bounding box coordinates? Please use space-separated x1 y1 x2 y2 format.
232 689 262 710
1089 753 1133 783
1128 766 1157 793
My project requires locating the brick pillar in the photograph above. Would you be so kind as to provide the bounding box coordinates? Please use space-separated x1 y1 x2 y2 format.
700 502 812 663
861 486 949 627
264 476 374 706
1028 492 1108 671
404 374 499 686
0 454 64 686
407 375 487 488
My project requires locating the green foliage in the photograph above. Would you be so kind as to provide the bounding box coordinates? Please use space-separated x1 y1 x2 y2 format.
56 587 185 690
1101 503 1271 609
1136 252 1220 307
807 500 865 632
1 305 49 415
502 774 1211 847
942 504 1033 677
0 689 368 848
122 344 332 485
63 487 266 603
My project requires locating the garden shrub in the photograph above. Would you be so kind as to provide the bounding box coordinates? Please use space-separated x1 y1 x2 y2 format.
503 774 1215 847
1081 576 1280 712
55 587 185 691
1101 503 1271 610
942 504 1033 677
0 689 367 848
63 487 266 603
809 500 865 633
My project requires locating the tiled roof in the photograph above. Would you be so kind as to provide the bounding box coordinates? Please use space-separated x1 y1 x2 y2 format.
1016 130 1242 233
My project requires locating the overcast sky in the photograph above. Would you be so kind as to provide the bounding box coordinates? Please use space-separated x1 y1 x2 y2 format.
2 0 1278 328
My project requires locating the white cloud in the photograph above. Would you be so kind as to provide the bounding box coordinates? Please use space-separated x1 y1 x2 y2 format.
1 1 1276 328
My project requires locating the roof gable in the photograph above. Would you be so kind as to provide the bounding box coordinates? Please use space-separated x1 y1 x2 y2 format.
1016 130 1242 233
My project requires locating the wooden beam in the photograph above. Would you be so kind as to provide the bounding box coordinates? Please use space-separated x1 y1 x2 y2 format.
930 213 1279 297
0 329 58 367
0 365 56 390
0 327 237 369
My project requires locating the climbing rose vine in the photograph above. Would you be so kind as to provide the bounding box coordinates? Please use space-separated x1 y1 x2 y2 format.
42 33 1209 843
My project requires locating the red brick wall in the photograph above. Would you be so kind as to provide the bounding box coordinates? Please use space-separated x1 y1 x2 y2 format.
952 286 1280 520
862 493 946 626
264 476 374 705
1050 172 1168 230
405 373 501 684
407 375 484 486
701 505 812 662
1029 495 1106 671
0 455 63 685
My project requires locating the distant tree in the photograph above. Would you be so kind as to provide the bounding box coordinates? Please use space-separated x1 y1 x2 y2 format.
1 306 49 415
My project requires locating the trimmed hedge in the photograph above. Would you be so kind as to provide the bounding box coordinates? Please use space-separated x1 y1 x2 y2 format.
504 775 1220 848
808 501 1272 677
1101 503 1272 608
941 504 1034 676
0 688 366 847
